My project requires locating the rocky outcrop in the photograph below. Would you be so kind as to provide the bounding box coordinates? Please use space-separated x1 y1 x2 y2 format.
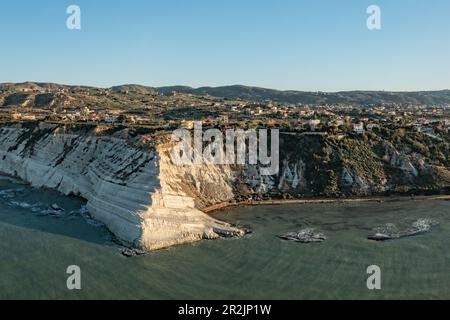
278 229 327 243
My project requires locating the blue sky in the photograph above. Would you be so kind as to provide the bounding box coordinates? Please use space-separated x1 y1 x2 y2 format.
0 0 449 91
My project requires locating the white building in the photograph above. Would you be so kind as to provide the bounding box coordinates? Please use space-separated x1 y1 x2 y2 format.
353 122 365 134
309 119 321 131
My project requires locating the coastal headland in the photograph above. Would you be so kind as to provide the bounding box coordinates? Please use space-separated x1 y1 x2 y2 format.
0 120 448 250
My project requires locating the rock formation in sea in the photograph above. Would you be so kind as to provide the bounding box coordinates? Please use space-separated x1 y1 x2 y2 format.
367 218 439 241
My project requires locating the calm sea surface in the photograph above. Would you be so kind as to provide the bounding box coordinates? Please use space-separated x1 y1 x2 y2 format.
0 176 449 299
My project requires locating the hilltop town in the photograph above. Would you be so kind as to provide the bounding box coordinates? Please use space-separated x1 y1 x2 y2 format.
1 82 449 140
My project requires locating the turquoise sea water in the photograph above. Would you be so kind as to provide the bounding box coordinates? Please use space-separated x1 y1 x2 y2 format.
0 176 449 299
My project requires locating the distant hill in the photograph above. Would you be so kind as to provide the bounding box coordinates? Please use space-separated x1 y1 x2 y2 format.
110 84 158 95
2 82 450 106
157 85 450 105
0 82 67 92
0 82 93 93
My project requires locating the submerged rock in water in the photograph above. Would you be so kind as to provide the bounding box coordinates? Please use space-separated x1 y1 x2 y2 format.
278 228 327 243
367 232 398 241
48 203 65 217
368 223 400 241
368 218 439 241
212 226 247 238
121 248 146 257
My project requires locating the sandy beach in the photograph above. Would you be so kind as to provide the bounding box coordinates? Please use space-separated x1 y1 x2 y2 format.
203 194 450 213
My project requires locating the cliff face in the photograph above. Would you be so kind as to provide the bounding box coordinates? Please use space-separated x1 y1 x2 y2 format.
0 123 449 250
0 124 243 250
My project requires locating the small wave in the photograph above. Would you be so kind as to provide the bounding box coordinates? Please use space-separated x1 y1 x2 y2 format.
0 188 25 199
411 218 438 233
9 200 35 209
79 205 105 227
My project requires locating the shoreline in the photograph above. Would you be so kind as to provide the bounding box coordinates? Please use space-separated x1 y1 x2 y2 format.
3 169 449 214
203 194 450 214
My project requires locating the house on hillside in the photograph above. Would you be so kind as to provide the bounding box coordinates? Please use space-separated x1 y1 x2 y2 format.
309 119 321 131
353 122 365 134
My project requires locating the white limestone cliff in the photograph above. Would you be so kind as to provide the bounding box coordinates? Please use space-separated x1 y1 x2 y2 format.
0 125 243 250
